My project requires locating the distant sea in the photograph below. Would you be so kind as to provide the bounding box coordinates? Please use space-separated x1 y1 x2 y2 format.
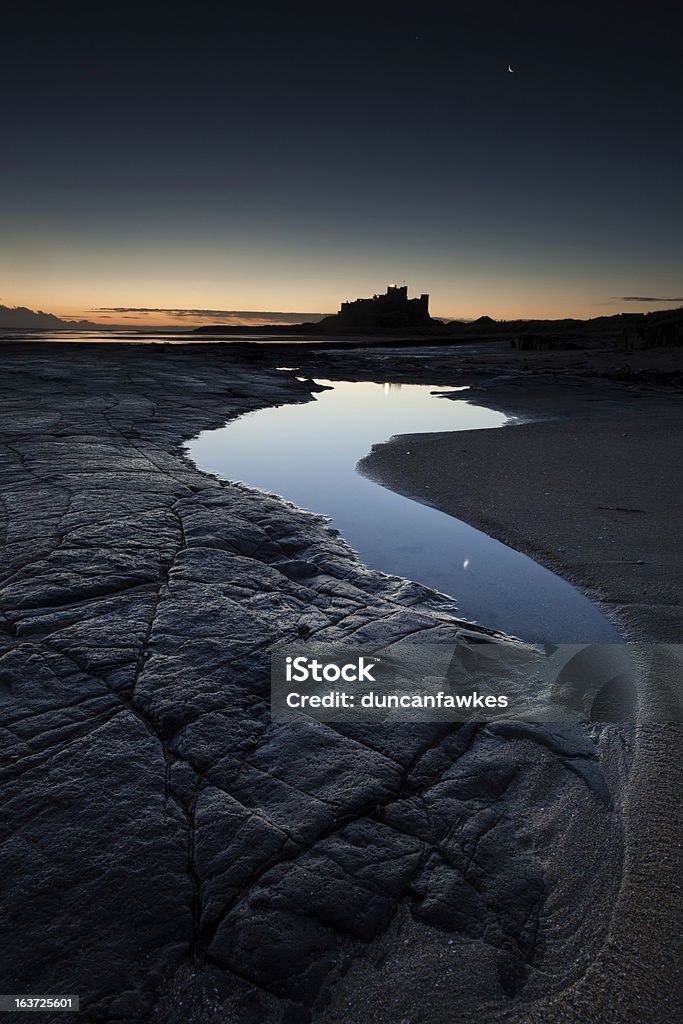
0 329 318 344
0 329 504 356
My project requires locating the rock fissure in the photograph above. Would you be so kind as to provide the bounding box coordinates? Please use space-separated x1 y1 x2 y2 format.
0 345 627 1022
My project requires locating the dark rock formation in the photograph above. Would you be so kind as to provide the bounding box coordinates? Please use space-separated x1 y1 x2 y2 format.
623 307 683 349
509 333 585 351
0 344 625 1023
0 304 97 330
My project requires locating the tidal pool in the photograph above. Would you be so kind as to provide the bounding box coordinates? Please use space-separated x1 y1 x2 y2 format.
188 379 620 643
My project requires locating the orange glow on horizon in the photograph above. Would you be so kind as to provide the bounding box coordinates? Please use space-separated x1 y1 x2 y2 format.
4 281 681 329
47 300 668 328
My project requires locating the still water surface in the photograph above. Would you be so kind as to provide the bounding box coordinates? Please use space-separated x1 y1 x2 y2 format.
188 379 619 642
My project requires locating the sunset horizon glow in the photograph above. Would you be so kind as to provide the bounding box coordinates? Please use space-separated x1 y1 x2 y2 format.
2 4 680 332
4 285 683 329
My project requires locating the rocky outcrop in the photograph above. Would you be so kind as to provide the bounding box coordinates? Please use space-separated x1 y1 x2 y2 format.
0 344 626 1023
0 304 97 330
623 308 683 349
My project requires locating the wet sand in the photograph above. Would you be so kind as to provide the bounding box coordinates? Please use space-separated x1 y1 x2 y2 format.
359 401 683 642
359 381 683 1023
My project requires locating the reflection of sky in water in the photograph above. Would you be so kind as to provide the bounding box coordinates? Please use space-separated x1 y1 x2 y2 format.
188 380 620 642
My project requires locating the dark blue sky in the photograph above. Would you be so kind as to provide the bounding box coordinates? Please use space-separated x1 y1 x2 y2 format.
2 0 682 322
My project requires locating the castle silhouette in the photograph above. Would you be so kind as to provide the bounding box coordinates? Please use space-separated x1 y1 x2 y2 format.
318 284 432 332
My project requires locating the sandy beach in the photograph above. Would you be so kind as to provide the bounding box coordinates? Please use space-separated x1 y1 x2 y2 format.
359 399 683 642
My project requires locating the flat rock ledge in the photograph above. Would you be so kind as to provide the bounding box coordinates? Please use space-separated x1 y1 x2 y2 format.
0 345 627 1024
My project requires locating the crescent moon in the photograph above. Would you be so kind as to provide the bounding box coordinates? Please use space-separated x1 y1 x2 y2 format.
508 64 514 72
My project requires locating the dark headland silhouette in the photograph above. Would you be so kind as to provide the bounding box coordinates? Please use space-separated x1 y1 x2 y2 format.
0 304 98 330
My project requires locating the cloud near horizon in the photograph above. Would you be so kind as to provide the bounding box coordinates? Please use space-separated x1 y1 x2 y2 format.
616 296 683 303
93 307 330 324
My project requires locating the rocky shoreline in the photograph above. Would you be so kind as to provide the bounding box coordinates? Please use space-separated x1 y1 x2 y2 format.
0 342 678 1023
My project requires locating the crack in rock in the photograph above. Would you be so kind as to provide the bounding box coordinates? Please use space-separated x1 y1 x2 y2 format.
0 345 627 1023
